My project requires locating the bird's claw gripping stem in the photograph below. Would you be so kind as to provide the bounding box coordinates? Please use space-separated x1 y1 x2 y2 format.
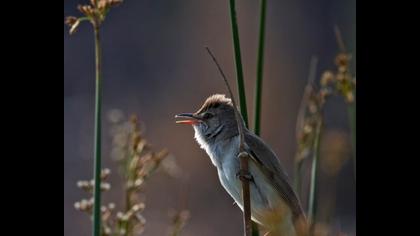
236 170 253 182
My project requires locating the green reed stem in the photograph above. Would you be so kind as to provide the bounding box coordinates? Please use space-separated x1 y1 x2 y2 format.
293 159 304 197
229 0 249 127
308 117 323 224
92 25 103 236
228 1 252 235
253 0 267 137
251 1 267 235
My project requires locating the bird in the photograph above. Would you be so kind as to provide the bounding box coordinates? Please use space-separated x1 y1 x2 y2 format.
175 94 307 236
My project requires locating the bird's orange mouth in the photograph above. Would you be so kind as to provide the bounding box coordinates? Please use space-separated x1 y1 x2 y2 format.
175 113 201 125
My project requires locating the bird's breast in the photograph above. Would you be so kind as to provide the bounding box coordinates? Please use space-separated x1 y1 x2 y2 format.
196 134 296 234
209 139 293 232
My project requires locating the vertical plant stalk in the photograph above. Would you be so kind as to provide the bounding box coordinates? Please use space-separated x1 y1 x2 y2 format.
229 0 249 127
66 2 123 236
253 0 267 137
335 25 356 179
308 117 323 226
205 47 251 236
293 160 304 199
252 1 267 235
294 56 318 196
92 24 103 236
125 187 133 233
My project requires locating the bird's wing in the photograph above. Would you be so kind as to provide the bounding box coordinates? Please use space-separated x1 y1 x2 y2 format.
244 131 305 221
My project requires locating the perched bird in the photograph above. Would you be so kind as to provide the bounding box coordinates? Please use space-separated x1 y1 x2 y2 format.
175 94 306 235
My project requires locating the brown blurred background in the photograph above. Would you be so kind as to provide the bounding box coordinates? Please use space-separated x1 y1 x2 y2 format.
64 0 355 235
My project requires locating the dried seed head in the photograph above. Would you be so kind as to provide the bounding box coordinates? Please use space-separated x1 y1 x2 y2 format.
67 18 81 35
308 102 318 114
338 66 347 73
108 203 116 210
98 0 107 11
77 180 89 188
103 214 111 222
132 135 141 150
335 53 350 67
136 140 148 154
135 213 146 224
108 0 123 8
155 149 169 161
101 168 111 179
116 212 124 220
74 201 81 210
90 0 97 7
77 180 92 192
101 182 111 191
346 91 354 103
78 4 94 17
303 124 313 135
65 16 78 26
132 203 145 212
74 198 93 211
122 213 130 221
134 178 144 187
130 114 138 125
320 71 334 87
103 227 112 235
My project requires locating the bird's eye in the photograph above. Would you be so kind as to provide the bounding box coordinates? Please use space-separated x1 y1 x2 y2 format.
203 113 213 119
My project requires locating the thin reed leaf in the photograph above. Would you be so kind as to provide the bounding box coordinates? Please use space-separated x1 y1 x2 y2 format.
251 1 267 234
308 117 323 225
253 0 267 137
294 56 318 195
228 0 249 127
92 25 103 236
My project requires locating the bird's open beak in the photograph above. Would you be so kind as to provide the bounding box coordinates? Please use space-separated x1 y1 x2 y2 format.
175 113 201 125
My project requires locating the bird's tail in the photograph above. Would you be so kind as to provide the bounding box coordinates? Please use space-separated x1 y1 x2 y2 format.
264 215 309 236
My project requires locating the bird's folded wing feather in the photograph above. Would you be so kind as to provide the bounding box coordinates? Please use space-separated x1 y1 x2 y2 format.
244 131 305 221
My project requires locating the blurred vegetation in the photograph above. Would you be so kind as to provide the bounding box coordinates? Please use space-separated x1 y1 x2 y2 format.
74 112 189 236
294 41 355 235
